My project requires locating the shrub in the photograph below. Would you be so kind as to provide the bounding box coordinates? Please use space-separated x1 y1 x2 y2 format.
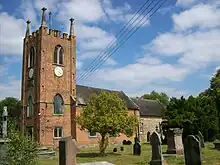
2 130 39 165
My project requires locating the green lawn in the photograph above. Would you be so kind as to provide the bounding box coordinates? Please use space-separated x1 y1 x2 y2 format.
39 143 220 165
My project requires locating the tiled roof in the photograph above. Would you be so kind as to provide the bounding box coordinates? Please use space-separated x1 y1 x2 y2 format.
131 98 164 117
76 85 139 110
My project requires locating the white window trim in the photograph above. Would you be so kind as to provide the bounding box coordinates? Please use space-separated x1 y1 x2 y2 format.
88 132 97 138
55 46 64 65
139 122 143 134
53 127 64 138
27 106 30 117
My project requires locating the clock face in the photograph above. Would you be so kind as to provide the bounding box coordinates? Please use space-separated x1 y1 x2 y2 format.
54 66 63 77
29 68 34 78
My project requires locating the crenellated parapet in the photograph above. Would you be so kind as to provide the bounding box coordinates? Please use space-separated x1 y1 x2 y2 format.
24 7 75 42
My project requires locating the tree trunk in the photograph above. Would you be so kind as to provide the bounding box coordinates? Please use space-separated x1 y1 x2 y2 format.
99 133 109 156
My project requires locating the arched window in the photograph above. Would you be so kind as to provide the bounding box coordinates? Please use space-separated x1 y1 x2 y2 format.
28 46 35 68
53 94 64 114
54 45 64 65
27 96 34 117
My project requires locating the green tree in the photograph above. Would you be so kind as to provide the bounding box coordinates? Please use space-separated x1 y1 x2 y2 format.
142 90 169 107
210 69 220 133
165 94 219 141
75 92 138 155
0 97 21 135
165 96 196 127
2 122 39 165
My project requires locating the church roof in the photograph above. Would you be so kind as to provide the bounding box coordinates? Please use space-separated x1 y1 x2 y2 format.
76 85 139 110
130 98 164 117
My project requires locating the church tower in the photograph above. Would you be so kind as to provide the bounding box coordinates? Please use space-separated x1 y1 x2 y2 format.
20 8 76 147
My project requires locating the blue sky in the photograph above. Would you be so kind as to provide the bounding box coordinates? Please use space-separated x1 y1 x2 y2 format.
0 0 220 100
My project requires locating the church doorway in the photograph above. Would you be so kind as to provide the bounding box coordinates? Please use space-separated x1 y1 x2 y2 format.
147 132 151 142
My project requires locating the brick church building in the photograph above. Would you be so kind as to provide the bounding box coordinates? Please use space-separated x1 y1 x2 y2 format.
20 8 164 147
20 8 140 147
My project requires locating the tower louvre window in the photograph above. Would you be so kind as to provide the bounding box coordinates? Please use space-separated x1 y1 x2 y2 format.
53 94 64 114
27 96 34 117
28 46 35 68
54 45 64 65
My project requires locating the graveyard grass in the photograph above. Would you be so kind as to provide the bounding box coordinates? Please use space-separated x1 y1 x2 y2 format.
39 142 220 165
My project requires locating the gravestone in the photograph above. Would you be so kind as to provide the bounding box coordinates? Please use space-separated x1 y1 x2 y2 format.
166 128 184 154
213 140 220 150
184 135 202 165
150 131 165 165
197 131 205 148
0 106 8 165
133 137 141 155
59 136 80 165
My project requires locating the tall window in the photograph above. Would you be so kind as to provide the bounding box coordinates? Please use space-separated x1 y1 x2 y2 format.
53 94 64 114
54 126 63 138
28 46 35 68
140 122 143 134
27 96 34 117
54 45 64 65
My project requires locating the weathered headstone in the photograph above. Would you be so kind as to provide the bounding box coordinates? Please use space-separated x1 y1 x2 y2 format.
2 106 8 138
166 128 184 154
133 137 141 156
213 140 220 150
0 106 9 165
59 136 80 165
197 131 205 148
150 131 164 165
184 135 202 165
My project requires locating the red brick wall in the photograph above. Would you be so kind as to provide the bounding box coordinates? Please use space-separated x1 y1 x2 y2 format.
75 106 137 145
21 26 76 148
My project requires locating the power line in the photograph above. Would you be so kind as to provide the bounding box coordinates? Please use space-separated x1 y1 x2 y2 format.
76 0 154 82
77 0 168 84
76 0 159 83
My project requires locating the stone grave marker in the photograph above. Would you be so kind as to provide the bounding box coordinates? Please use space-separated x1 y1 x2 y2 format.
59 136 80 165
184 135 202 165
133 136 141 156
166 128 184 154
150 131 165 165
198 131 205 148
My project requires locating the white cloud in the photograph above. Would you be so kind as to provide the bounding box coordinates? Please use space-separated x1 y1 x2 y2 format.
76 60 83 70
4 56 21 63
144 2 220 70
126 85 190 99
145 29 220 69
102 0 149 27
19 0 38 26
176 0 198 7
90 60 189 89
173 3 220 31
0 12 25 55
0 77 21 100
136 55 161 65
33 0 60 12
57 0 105 23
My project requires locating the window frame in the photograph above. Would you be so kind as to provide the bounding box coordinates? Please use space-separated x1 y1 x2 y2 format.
27 96 34 117
28 46 35 68
54 45 64 65
139 122 144 134
53 94 64 115
53 126 64 138
88 131 97 138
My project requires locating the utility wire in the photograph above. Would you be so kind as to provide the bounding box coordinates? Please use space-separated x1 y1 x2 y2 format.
77 0 168 84
76 0 153 81
77 0 164 84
